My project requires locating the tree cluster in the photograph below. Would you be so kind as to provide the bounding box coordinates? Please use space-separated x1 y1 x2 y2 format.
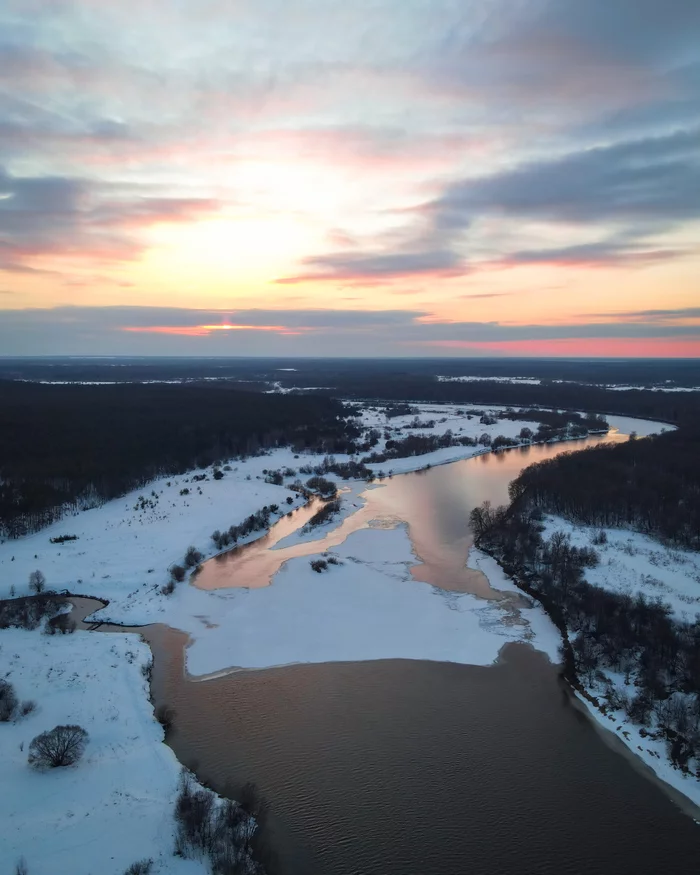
508 427 700 549
211 506 280 551
174 773 268 874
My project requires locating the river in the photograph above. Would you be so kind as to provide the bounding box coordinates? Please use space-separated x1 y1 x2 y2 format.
87 426 700 874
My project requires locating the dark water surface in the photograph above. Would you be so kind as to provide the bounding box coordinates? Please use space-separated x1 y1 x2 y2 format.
147 642 700 875
85 431 700 873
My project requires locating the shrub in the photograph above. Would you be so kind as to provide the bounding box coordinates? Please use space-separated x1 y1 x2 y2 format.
184 546 203 568
50 534 78 544
155 704 176 731
15 858 28 875
28 724 88 768
212 469 224 480
20 700 36 718
306 476 337 497
28 570 46 594
0 594 67 630
161 579 176 596
491 435 514 451
305 499 341 530
592 530 608 545
171 564 186 583
310 559 328 573
0 680 18 721
124 860 153 875
45 613 76 635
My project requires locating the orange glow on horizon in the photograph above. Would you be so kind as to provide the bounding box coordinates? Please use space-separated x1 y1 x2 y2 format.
418 338 700 357
122 324 305 336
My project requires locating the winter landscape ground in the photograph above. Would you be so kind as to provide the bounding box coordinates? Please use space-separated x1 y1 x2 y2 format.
0 402 696 874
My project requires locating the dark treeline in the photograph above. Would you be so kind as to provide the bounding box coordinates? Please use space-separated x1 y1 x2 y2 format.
509 428 700 549
4 356 700 389
0 381 359 538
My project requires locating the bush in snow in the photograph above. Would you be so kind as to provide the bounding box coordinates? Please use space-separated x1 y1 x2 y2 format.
45 613 76 635
184 546 203 568
491 435 514 451
28 570 46 594
20 700 36 717
310 559 328 573
123 859 153 874
0 594 67 630
0 679 18 721
174 772 263 872
170 564 186 583
28 724 88 769
15 858 28 875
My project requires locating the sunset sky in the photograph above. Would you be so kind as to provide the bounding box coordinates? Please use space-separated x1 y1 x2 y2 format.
1 0 698 356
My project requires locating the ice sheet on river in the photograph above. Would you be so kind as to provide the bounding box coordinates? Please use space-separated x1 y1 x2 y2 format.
169 527 550 677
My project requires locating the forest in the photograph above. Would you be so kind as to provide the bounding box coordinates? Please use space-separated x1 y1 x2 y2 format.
508 427 700 549
0 381 360 538
471 426 700 771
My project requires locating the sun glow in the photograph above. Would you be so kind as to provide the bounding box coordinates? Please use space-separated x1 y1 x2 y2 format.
142 215 322 287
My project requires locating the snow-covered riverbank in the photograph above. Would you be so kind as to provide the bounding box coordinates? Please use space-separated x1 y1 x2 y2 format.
472 519 700 810
0 625 207 875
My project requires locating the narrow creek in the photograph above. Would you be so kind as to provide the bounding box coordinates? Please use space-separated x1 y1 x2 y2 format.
75 426 700 874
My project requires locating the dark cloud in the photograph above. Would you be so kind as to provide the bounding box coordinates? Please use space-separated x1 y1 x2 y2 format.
276 249 465 284
431 128 700 230
1 305 697 356
495 242 688 269
584 307 700 320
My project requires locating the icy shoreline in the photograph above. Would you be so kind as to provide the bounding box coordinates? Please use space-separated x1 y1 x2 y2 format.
470 532 700 812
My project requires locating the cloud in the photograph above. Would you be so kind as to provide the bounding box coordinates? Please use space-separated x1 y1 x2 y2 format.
1 305 698 357
0 167 221 270
429 128 700 230
583 307 700 321
276 249 465 284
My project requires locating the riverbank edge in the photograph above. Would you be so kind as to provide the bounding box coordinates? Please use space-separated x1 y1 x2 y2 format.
470 546 700 817
0 591 267 874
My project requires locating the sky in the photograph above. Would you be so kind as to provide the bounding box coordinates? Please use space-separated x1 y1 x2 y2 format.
0 0 699 357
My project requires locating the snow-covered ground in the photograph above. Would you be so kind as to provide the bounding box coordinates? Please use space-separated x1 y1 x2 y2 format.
0 626 206 875
540 517 700 623
0 406 677 872
477 515 700 809
436 376 542 385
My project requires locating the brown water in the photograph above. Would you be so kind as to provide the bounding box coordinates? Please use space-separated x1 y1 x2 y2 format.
71 430 700 874
144 641 700 875
195 433 624 596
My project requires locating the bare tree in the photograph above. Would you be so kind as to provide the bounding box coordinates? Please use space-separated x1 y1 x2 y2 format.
15 857 28 875
0 679 18 722
28 725 88 769
28 570 46 594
